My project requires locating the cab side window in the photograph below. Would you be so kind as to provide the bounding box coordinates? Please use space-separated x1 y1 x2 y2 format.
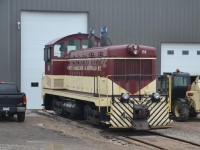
44 47 51 62
174 77 188 86
67 40 80 52
53 42 67 58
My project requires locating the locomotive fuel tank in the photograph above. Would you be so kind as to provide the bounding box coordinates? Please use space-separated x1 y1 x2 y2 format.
62 100 83 118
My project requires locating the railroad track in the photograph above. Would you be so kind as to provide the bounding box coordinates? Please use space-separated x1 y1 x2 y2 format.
38 110 200 150
37 110 107 131
116 130 200 150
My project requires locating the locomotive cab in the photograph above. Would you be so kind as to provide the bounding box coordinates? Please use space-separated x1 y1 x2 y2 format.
43 33 100 75
44 33 100 61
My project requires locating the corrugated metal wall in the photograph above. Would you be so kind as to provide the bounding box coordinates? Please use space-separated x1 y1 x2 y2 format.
1 0 200 87
0 0 11 81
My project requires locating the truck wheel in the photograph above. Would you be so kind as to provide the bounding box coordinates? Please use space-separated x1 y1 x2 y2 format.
189 107 198 118
17 112 25 122
172 101 189 122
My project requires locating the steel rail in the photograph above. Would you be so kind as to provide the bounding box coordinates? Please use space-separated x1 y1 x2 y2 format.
146 130 200 148
123 135 166 150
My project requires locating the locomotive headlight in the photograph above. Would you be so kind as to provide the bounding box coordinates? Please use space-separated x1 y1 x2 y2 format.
133 49 138 55
152 93 161 102
120 93 130 103
127 44 139 56
134 45 138 49
122 93 130 100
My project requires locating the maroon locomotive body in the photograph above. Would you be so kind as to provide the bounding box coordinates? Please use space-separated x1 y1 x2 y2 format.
44 33 156 94
42 33 172 130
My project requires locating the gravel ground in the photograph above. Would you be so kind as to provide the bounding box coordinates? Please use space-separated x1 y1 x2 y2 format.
153 115 200 144
0 110 144 150
1 110 200 150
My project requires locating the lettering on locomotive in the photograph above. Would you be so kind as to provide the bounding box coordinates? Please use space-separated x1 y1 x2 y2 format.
67 65 102 71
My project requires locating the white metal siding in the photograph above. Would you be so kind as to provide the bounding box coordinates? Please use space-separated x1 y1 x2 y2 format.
161 43 200 75
21 11 87 109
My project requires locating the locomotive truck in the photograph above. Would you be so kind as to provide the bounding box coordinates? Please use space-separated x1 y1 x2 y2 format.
42 32 172 130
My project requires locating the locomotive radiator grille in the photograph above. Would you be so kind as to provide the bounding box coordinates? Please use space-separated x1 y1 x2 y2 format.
54 79 64 88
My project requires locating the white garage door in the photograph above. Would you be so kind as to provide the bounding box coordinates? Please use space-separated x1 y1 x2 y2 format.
21 11 87 109
161 43 200 75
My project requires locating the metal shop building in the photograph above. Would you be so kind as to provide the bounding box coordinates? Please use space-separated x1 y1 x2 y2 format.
0 0 200 109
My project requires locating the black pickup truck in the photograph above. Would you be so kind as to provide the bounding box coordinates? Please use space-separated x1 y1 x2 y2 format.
0 82 26 122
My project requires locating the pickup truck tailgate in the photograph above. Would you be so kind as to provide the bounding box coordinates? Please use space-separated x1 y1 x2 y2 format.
0 93 24 106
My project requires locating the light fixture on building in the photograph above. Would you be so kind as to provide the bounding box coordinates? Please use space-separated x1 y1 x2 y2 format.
17 22 21 30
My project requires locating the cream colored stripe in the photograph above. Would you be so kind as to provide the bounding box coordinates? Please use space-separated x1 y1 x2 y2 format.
111 112 127 127
148 105 168 125
153 111 168 126
157 114 170 126
110 115 123 127
110 104 122 127
109 120 118 127
148 102 158 112
148 102 166 121
113 106 132 126
118 103 133 118
51 57 156 61
109 120 117 127
113 104 123 112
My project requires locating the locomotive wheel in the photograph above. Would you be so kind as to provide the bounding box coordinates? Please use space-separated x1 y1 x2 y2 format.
189 107 198 118
172 101 189 122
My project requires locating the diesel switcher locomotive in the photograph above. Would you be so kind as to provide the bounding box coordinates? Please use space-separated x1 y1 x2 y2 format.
42 32 172 130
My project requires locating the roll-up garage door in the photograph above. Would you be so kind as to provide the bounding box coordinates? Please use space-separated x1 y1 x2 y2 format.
161 43 200 75
21 11 87 109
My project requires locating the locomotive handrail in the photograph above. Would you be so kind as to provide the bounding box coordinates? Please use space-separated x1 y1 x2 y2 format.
94 76 104 113
98 76 101 113
106 75 110 114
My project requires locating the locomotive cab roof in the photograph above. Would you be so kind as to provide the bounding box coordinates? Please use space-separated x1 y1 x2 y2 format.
45 33 100 47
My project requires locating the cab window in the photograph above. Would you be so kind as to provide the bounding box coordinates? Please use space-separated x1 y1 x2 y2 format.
67 40 80 52
82 40 88 49
53 42 67 58
52 38 98 58
157 76 169 94
173 77 188 86
53 40 81 58
44 47 51 62
54 44 62 57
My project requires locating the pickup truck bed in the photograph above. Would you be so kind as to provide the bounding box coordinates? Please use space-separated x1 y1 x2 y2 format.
0 82 26 122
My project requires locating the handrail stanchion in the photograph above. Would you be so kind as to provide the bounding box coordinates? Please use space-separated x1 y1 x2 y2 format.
106 75 109 113
94 76 95 96
112 76 114 102
98 76 101 113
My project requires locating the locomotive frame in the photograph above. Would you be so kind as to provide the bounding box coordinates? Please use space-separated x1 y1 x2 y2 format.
42 33 172 130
